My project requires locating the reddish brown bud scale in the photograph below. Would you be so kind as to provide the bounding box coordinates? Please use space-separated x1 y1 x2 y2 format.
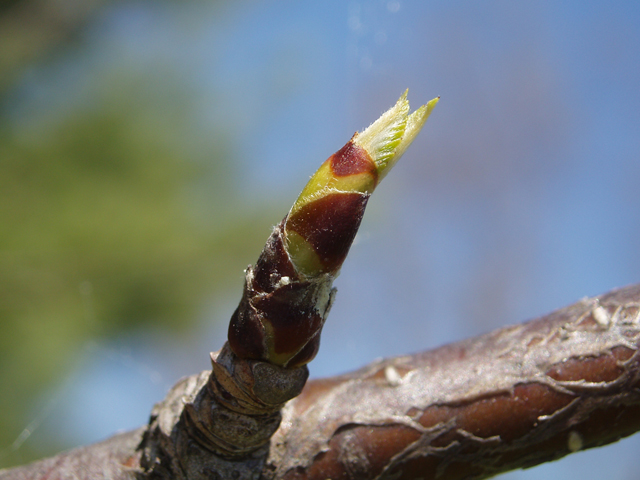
252 226 298 292
285 192 369 274
228 221 335 368
329 139 378 180
253 283 324 357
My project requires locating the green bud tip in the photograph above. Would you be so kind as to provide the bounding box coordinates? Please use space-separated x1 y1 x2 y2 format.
284 90 439 277
355 89 440 181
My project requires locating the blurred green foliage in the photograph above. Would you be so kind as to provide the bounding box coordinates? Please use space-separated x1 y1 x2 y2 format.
0 3 278 468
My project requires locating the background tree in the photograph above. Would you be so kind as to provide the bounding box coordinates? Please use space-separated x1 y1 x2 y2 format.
1 2 640 479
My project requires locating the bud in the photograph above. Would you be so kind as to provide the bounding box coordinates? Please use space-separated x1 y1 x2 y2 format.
228 91 438 367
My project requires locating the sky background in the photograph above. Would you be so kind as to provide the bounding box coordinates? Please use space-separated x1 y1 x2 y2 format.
3 1 640 478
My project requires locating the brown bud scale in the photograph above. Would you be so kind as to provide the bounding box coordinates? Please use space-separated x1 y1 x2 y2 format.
253 283 325 357
285 192 369 274
228 221 335 368
329 139 378 179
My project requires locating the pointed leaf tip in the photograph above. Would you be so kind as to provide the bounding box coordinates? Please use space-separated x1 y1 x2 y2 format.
393 96 439 164
354 91 438 181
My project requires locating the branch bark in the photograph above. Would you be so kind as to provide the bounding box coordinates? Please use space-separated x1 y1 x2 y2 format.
2 284 640 480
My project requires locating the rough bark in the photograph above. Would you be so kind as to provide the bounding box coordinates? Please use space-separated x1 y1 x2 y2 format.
3 284 640 480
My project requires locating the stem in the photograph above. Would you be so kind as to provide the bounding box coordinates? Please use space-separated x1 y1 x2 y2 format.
3 285 640 479
266 285 640 479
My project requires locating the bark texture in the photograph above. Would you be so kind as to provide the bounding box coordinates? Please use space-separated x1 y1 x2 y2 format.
268 284 640 479
2 284 640 479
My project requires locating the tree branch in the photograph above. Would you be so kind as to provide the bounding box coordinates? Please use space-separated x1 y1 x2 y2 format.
267 283 640 479
2 284 640 479
3 93 638 479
